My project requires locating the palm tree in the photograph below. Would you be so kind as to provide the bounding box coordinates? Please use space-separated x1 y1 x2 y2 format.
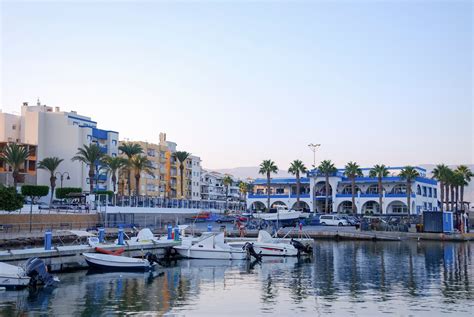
455 165 473 212
432 164 450 212
259 160 278 211
72 143 104 193
452 172 465 211
344 162 363 214
288 160 307 210
102 156 128 194
37 157 63 206
399 166 420 215
222 175 233 209
130 155 155 197
369 164 389 214
317 160 337 213
444 167 454 211
173 151 191 199
0 143 30 189
238 181 249 201
118 142 143 196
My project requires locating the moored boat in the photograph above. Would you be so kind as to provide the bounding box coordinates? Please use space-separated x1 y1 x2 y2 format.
0 262 30 290
174 232 248 260
248 230 299 257
83 252 158 272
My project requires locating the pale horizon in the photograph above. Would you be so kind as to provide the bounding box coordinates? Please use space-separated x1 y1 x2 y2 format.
1 0 472 170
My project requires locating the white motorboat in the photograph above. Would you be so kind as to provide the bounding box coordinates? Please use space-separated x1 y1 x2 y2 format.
247 230 299 257
174 232 248 260
0 262 30 290
83 252 158 271
0 258 59 290
253 207 301 224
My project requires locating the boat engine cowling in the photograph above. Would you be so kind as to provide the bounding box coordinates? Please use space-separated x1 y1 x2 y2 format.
243 242 262 261
145 252 160 265
25 257 57 287
290 239 313 255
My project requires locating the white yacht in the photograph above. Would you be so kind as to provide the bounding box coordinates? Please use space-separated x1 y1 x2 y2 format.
174 232 248 260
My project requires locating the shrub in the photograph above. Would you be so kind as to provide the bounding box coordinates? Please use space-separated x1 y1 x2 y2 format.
21 185 49 201
56 187 82 199
0 186 24 211
94 190 114 197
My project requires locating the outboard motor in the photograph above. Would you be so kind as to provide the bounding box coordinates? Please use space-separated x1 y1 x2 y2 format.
243 242 262 262
25 258 58 288
145 252 160 265
291 239 313 256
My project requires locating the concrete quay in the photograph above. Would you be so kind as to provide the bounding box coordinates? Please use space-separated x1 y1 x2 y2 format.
0 240 179 272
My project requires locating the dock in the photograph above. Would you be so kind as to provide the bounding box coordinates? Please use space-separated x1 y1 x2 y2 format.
0 240 179 272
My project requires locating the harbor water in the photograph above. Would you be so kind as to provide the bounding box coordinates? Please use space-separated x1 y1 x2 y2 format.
1 241 473 316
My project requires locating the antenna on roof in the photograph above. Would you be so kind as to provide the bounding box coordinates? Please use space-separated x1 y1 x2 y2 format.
36 98 41 106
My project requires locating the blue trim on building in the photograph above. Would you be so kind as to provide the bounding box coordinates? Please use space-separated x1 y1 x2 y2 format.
68 115 97 125
253 176 437 186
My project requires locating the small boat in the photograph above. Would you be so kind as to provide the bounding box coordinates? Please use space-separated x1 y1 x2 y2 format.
246 230 299 257
253 207 301 225
174 232 248 260
0 258 59 290
83 252 159 272
0 262 30 290
115 228 161 246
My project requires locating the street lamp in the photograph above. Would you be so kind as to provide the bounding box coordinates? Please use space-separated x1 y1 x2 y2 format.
55 171 70 189
308 143 321 168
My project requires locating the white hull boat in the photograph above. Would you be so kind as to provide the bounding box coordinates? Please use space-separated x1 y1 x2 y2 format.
174 233 248 260
0 262 30 290
83 253 157 271
253 208 301 223
250 231 298 257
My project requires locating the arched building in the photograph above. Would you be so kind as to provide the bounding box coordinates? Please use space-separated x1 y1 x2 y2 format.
247 166 439 215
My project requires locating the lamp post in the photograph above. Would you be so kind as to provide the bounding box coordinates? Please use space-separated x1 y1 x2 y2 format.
55 171 70 189
308 143 321 168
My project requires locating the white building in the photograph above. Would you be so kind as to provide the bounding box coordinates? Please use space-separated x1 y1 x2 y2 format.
190 155 202 200
200 170 240 202
247 166 439 215
0 100 119 194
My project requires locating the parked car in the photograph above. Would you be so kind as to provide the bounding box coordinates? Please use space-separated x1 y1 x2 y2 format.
216 215 236 223
319 215 349 226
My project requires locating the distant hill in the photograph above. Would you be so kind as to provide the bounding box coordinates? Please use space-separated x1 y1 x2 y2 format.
213 164 474 207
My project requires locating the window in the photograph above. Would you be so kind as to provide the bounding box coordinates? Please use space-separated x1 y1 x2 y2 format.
112 140 117 146
416 185 421 195
422 186 427 197
276 188 284 194
428 187 432 197
433 188 437 198
12 124 16 130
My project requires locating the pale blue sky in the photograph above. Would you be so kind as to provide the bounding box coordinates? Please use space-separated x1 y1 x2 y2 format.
1 0 472 169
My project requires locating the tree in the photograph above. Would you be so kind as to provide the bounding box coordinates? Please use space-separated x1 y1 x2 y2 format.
37 156 63 206
454 165 473 212
0 143 30 189
344 162 363 214
130 155 155 198
369 164 390 214
173 151 191 199
288 160 307 210
317 160 337 213
222 175 233 210
238 181 249 201
21 185 49 232
118 142 143 197
0 185 23 212
102 156 127 194
452 171 465 211
432 164 450 212
72 143 104 194
399 166 420 215
259 160 278 211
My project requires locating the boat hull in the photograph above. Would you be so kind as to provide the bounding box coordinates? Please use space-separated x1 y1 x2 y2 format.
252 244 298 257
0 275 30 290
83 253 152 272
174 247 247 260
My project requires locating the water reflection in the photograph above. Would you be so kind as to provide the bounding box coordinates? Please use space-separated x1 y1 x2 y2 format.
0 241 472 316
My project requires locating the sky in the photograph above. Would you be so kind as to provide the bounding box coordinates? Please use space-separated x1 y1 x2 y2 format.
0 0 472 170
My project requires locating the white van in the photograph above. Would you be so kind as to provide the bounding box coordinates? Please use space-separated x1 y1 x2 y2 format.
319 215 349 226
